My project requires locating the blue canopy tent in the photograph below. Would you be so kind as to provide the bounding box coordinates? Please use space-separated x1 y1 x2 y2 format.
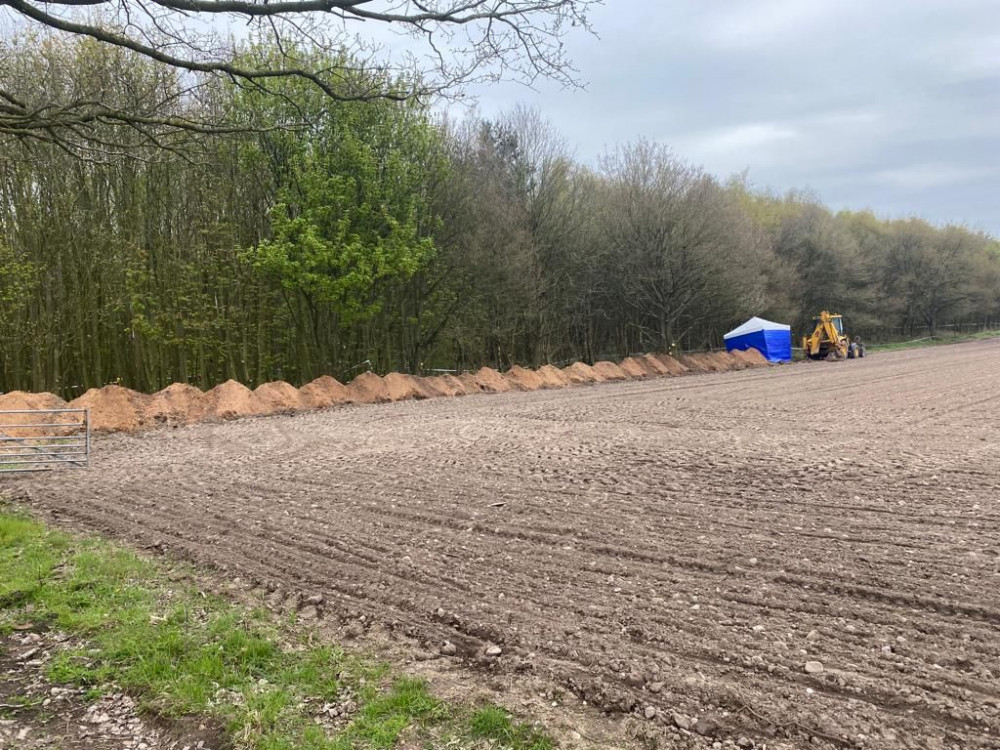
723 317 792 362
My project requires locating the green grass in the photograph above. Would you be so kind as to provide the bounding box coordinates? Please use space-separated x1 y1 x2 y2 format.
0 507 554 750
470 706 555 750
865 328 1000 352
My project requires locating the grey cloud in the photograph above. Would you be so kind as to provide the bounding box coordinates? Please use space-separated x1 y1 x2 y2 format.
463 0 1000 234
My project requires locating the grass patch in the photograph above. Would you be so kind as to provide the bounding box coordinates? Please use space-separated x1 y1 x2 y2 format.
0 507 554 750
470 706 555 750
865 329 1000 352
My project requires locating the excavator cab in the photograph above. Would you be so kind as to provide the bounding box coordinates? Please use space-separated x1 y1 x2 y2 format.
802 311 864 360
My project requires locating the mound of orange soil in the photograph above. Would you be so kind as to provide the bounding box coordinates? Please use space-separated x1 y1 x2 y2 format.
423 375 466 397
677 354 710 373
591 361 629 381
640 354 671 376
71 385 152 432
653 354 689 375
254 381 303 413
704 353 729 372
201 379 262 421
145 383 205 425
536 364 570 388
703 352 731 372
735 348 769 366
619 357 652 378
503 365 545 391
720 351 748 370
346 372 391 404
441 374 470 396
0 391 72 436
474 367 512 393
412 377 447 399
728 349 750 367
2 342 774 438
0 390 67 412
717 352 742 370
728 349 756 370
382 372 427 401
456 372 485 394
562 362 602 384
299 376 351 409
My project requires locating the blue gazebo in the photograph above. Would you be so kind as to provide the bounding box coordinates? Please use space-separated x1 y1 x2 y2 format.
723 317 792 362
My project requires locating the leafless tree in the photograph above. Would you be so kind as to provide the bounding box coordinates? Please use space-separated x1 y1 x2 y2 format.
599 140 769 351
0 0 596 151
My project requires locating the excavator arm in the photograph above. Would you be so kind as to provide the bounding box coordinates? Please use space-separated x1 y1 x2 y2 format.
802 311 850 360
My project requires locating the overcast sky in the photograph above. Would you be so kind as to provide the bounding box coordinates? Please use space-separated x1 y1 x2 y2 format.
462 0 1000 235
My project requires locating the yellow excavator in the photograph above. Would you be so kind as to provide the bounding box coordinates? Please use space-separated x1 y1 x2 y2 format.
802 311 865 360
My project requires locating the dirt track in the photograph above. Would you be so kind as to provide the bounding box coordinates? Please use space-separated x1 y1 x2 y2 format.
8 340 1000 749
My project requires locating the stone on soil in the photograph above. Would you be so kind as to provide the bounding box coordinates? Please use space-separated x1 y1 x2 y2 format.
672 713 693 730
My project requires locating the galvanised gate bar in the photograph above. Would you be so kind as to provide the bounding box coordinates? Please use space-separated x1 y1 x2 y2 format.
0 408 90 472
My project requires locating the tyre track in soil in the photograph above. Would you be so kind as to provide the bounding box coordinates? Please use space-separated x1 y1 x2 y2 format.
7 339 1000 749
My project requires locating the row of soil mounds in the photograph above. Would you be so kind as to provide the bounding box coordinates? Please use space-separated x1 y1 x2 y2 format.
0 349 769 434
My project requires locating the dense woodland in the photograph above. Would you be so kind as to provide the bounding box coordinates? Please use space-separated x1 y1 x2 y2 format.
2 38 999 397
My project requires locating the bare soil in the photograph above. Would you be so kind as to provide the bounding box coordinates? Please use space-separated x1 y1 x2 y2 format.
0 391 76 436
473 367 512 393
640 355 672 376
619 357 652 378
200 379 261 421
145 383 206 425
438 374 472 397
345 372 391 404
504 365 546 391
0 392 67 412
455 372 485 394
563 362 603 384
653 354 690 375
537 364 571 388
254 381 304 413
299 376 350 409
678 354 711 373
382 373 427 402
70 385 152 433
591 361 629 381
7 340 1000 749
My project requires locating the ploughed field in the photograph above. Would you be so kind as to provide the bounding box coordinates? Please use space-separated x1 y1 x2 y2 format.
9 340 1000 749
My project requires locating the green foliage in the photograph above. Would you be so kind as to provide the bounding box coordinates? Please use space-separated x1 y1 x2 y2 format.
0 33 997 395
250 174 435 326
0 241 40 351
0 241 39 308
242 53 442 331
222 44 443 364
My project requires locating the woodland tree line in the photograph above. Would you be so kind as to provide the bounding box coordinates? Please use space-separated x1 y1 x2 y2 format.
2 37 999 397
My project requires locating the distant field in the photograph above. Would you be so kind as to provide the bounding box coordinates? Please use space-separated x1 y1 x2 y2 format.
865 328 1000 351
9 339 1000 749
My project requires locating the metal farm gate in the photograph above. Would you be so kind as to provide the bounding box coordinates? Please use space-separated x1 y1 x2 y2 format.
0 408 90 473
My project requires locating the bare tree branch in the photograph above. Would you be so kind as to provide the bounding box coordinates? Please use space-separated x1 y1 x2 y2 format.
0 0 598 152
